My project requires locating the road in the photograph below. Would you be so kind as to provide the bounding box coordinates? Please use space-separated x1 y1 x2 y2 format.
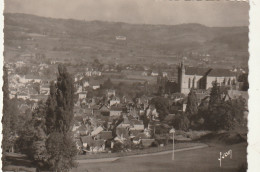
72 142 247 172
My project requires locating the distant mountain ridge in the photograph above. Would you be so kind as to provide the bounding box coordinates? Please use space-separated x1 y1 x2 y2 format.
4 13 249 67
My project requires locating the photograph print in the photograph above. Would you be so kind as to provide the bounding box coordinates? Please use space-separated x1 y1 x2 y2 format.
2 0 249 172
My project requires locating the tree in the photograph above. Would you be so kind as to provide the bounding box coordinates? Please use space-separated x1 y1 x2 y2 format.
16 101 48 165
208 81 221 111
46 132 77 172
102 78 113 89
17 65 77 171
150 97 169 121
2 66 11 164
185 88 198 117
202 82 245 131
45 81 58 134
45 65 77 171
172 113 190 131
238 73 249 91
55 64 74 133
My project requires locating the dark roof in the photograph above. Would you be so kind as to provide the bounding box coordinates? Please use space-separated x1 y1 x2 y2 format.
142 139 155 147
130 119 143 126
207 68 235 77
130 130 142 137
81 136 94 145
94 139 105 147
185 67 235 77
99 131 113 140
185 67 210 76
77 125 87 132
110 106 123 111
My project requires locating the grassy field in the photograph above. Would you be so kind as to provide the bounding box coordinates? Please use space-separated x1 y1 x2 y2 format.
73 142 247 172
77 142 204 160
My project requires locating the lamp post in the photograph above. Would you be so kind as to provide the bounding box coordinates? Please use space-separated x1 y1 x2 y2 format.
170 128 175 160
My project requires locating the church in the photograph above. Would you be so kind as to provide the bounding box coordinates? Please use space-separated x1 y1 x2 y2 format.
178 62 237 95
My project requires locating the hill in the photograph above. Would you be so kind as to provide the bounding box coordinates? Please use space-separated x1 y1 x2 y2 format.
4 13 249 67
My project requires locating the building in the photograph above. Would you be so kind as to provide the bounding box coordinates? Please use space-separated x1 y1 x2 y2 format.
109 96 120 106
107 89 116 98
78 92 87 100
110 106 122 117
178 62 237 95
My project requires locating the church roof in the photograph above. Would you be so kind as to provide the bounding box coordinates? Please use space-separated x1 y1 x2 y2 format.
185 67 210 76
185 67 235 77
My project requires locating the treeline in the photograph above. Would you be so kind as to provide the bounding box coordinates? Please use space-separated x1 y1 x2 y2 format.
148 82 247 132
2 65 78 171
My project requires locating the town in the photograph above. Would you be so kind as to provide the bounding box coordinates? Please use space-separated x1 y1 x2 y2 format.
4 57 248 155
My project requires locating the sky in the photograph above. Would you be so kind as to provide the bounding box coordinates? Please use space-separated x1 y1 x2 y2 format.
4 0 249 27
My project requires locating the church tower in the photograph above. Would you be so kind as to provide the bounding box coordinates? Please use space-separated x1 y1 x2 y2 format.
178 60 185 93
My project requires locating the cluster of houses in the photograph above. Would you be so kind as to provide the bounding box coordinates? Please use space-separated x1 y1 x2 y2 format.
72 89 163 154
6 62 54 102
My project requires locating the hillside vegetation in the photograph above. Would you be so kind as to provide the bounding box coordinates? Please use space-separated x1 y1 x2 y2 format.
4 13 249 67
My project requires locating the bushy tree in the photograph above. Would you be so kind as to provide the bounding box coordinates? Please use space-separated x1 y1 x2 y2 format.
150 97 169 121
172 113 190 131
203 82 246 131
16 101 48 166
46 132 77 172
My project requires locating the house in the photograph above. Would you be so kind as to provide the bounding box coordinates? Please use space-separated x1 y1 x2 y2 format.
130 119 144 131
91 140 106 152
151 71 159 76
162 72 168 77
178 62 237 95
118 116 131 128
81 136 94 150
99 104 110 116
142 71 148 76
107 89 116 98
29 94 48 102
89 79 101 90
15 61 25 67
17 93 30 100
93 85 100 90
109 96 120 106
40 84 50 95
116 126 129 141
78 92 87 100
76 125 89 136
83 80 89 87
91 126 104 136
132 133 151 145
110 106 122 117
97 131 113 140
116 36 126 40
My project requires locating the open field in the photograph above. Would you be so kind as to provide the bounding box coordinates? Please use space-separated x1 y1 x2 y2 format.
73 142 247 172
